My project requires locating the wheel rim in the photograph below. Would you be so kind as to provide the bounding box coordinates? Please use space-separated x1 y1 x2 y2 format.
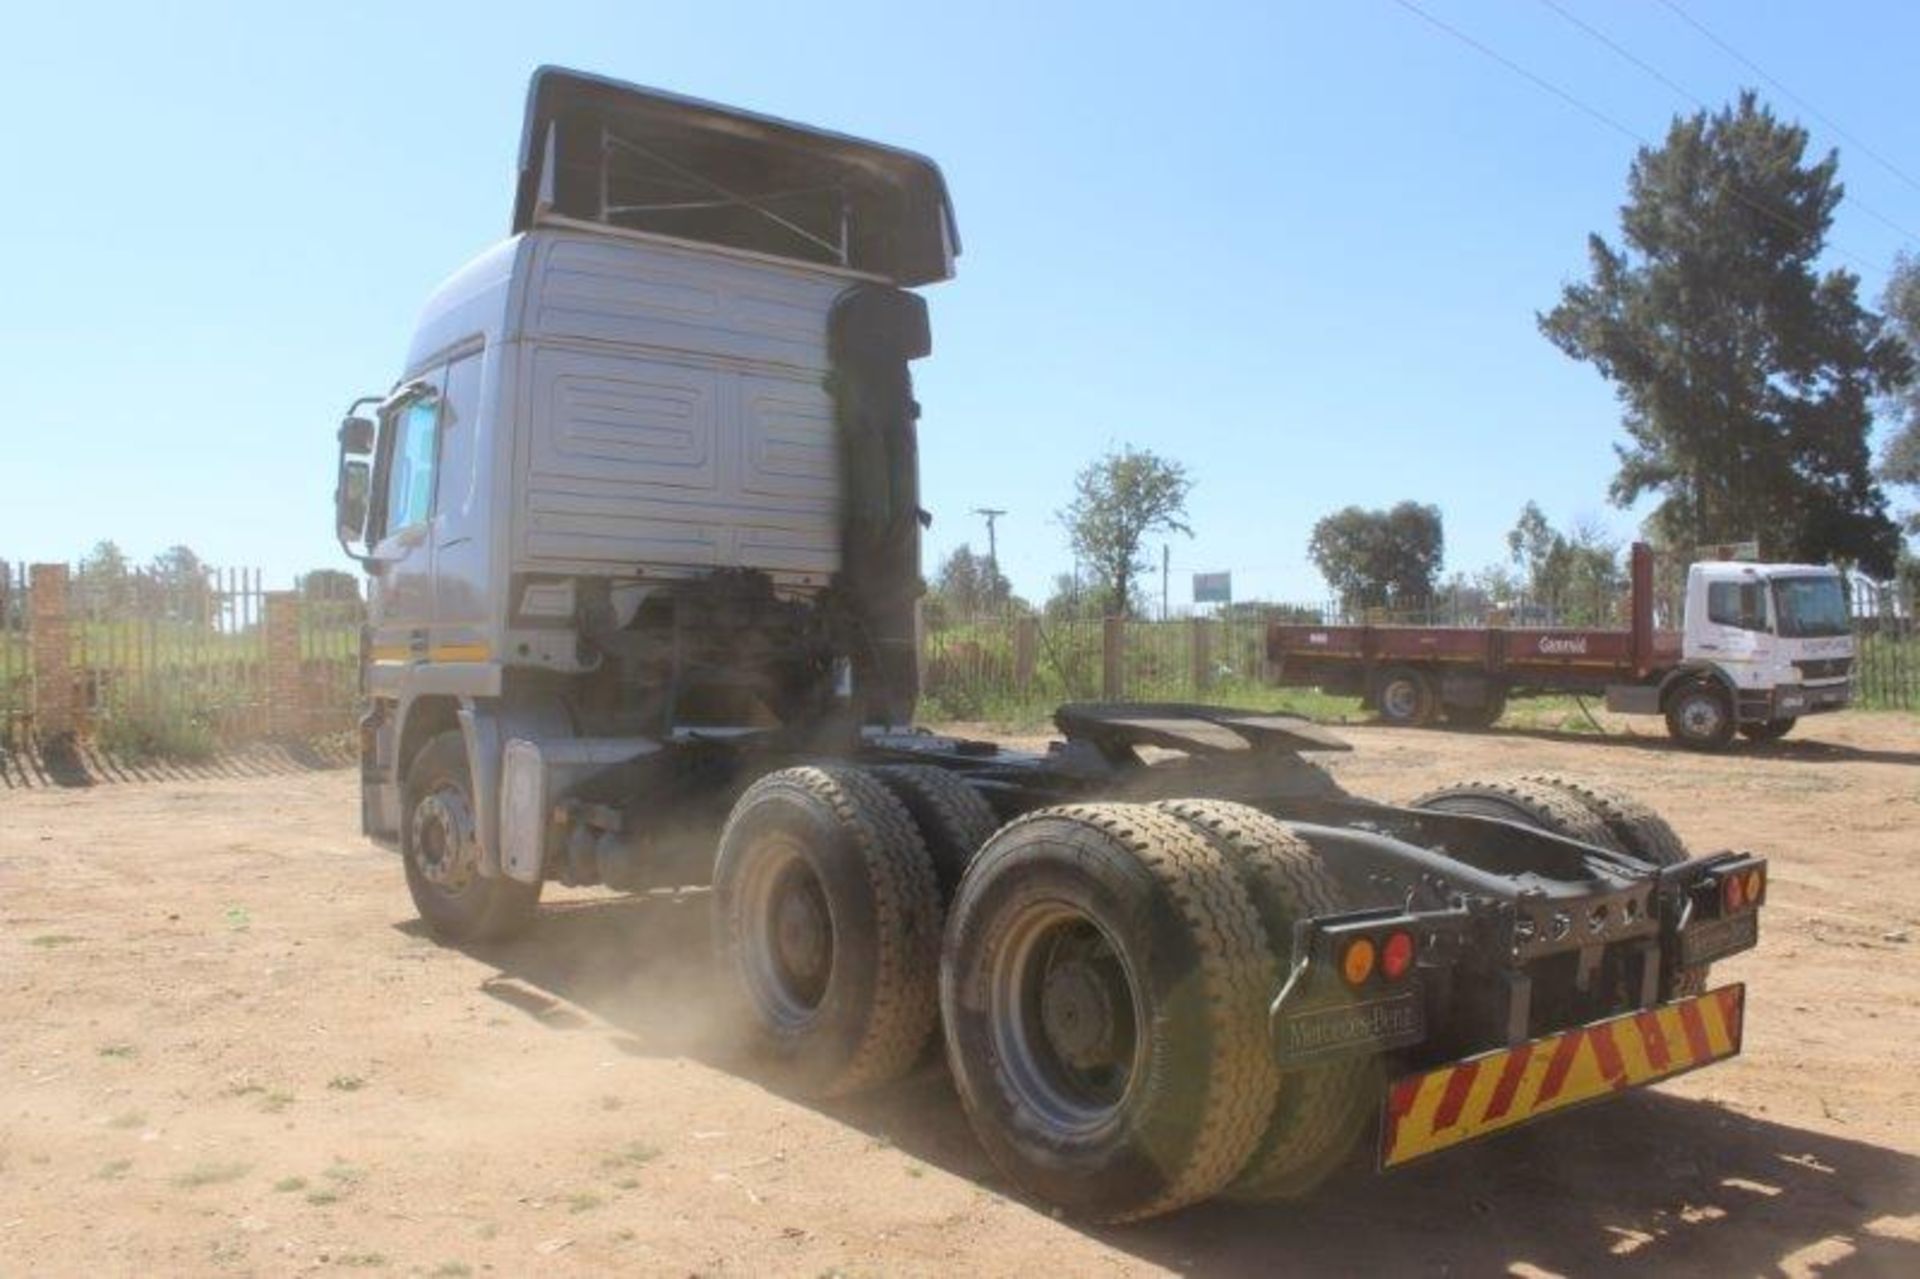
1678 692 1724 739
1381 678 1420 721
736 832 835 1029
988 901 1143 1135
411 783 479 895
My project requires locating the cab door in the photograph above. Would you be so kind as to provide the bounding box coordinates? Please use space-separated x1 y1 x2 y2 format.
366 369 447 694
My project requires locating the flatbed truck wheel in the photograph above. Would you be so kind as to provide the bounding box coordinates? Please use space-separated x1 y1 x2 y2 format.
1664 680 1736 751
940 804 1277 1222
1153 800 1375 1200
1740 717 1796 742
1441 689 1506 729
402 730 541 944
870 764 1000 901
714 766 942 1096
1375 667 1437 727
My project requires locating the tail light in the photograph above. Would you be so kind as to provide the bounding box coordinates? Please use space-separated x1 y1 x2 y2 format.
1341 937 1376 986
1381 930 1416 981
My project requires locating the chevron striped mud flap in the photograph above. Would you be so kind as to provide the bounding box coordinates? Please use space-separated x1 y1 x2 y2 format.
1380 984 1746 1169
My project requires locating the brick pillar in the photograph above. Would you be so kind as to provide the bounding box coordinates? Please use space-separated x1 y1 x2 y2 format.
30 564 75 739
1191 616 1212 694
265 592 302 739
1102 617 1125 701
1013 616 1038 697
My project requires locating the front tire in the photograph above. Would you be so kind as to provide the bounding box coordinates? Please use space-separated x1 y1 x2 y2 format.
402 731 541 944
713 766 942 1096
1740 716 1796 742
941 804 1277 1222
1665 680 1736 751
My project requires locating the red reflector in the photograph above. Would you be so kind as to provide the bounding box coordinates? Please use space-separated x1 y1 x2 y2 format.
1722 874 1745 912
1381 930 1416 981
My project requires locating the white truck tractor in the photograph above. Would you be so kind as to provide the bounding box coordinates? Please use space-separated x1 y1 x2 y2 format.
332 68 1770 1221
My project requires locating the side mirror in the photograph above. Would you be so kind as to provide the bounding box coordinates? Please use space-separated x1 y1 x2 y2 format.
336 459 372 546
339 415 376 455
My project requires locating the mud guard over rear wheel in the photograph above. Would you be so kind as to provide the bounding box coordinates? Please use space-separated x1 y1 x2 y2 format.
940 803 1278 1222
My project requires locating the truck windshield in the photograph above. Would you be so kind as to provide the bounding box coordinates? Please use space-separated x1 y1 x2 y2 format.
1771 575 1850 638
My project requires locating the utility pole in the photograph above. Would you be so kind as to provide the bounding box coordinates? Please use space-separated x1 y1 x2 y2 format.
972 507 1006 576
1161 543 1171 621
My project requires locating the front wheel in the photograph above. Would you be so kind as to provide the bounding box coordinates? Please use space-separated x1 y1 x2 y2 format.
402 731 541 944
1664 681 1736 751
1740 716 1796 742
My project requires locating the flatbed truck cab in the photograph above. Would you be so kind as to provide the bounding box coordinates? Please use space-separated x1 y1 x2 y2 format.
330 67 1768 1224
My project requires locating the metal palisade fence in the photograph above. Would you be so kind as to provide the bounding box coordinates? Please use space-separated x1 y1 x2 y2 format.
922 581 1919 721
0 559 364 765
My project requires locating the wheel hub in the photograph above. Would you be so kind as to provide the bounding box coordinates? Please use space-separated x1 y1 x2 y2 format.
412 787 478 892
774 880 831 985
1681 696 1723 736
1382 680 1418 719
1040 959 1120 1070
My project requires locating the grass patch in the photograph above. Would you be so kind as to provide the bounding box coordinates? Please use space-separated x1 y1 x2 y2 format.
601 1141 660 1171
272 1176 307 1193
599 1095 624 1111
30 934 81 948
305 1188 340 1206
327 1074 366 1092
95 1158 133 1181
324 1161 366 1185
431 1265 473 1278
97 1043 137 1059
108 1110 146 1130
336 1253 387 1269
565 1190 605 1214
173 1160 249 1188
260 1090 296 1113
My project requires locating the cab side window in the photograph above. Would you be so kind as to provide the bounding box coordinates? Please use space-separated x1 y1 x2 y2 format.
384 394 442 534
1707 581 1767 631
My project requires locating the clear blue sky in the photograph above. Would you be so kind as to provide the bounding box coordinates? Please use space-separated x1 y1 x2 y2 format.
5 1 1917 606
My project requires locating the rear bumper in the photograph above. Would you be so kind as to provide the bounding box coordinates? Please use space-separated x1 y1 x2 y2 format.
1379 983 1745 1169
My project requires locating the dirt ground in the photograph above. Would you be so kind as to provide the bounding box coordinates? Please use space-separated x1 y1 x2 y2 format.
3 712 1918 1277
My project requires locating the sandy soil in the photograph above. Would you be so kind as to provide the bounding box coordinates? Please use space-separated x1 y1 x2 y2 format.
3 712 1918 1277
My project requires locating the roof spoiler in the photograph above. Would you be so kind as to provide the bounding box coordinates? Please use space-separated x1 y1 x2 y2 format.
511 66 958 286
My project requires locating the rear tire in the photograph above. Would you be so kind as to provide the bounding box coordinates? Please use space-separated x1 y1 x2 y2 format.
402 731 541 944
1441 690 1507 730
714 765 942 1096
1740 717 1796 742
1375 667 1436 727
870 765 999 901
1665 680 1736 751
1518 774 1708 995
941 804 1277 1222
1410 776 1624 852
1153 800 1375 1200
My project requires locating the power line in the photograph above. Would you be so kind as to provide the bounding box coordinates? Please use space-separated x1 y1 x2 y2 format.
1387 0 1889 275
1539 0 1920 249
1657 0 1920 199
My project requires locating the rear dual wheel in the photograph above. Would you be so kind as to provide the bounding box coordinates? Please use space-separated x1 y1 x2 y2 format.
940 804 1279 1221
713 766 944 1096
1416 773 1708 995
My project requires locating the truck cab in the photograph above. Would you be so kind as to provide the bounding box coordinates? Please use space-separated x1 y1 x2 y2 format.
1675 560 1854 742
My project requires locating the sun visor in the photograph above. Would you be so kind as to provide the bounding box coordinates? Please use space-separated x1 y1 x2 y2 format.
511 66 958 286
